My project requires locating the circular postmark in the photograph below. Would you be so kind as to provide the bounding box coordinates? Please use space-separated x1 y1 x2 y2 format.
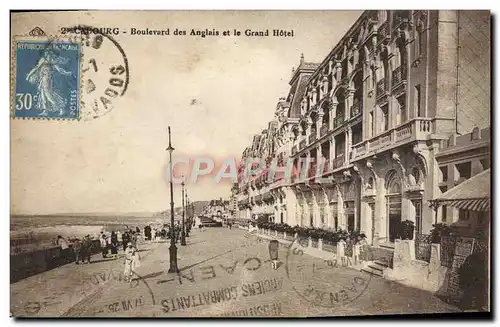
285 237 373 309
22 267 155 317
62 25 130 121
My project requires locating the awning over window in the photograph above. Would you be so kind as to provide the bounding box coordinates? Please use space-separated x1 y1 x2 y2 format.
431 169 490 212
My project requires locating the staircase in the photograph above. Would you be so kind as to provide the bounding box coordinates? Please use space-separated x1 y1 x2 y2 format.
361 260 389 277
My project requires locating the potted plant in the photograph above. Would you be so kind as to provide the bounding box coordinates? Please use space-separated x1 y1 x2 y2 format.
400 220 415 240
429 223 453 243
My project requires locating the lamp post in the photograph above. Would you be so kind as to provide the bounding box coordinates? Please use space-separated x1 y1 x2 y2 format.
166 126 179 273
185 192 190 237
181 178 187 246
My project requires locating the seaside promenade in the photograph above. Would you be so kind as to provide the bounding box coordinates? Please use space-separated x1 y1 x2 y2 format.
11 228 459 317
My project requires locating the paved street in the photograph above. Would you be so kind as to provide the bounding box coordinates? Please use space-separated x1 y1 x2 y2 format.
11 228 460 317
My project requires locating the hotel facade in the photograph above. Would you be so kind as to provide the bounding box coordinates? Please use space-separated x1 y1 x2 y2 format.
236 10 490 247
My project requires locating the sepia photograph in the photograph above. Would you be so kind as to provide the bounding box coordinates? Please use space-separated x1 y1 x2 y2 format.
9 9 491 318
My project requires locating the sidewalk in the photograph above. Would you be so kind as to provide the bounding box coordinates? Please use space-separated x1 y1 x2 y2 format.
10 240 163 317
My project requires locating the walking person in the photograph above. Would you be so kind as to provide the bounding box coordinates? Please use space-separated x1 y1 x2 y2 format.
122 231 130 252
123 242 140 282
100 232 108 259
110 231 119 259
72 238 82 265
268 239 279 270
82 235 93 264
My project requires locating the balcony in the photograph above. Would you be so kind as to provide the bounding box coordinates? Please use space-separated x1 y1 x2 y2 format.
309 132 317 144
299 139 306 150
320 124 329 138
333 155 345 169
376 79 387 99
350 99 362 119
333 114 346 129
351 118 434 160
391 66 406 90
377 20 389 41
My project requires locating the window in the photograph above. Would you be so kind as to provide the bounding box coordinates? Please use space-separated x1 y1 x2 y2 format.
397 95 407 124
411 167 421 185
381 104 389 131
415 85 422 117
456 162 472 180
440 166 448 182
352 123 363 145
369 111 375 137
459 209 470 221
441 205 447 223
413 200 422 234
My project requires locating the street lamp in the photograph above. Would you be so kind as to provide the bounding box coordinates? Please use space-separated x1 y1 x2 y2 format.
181 177 187 246
185 191 190 237
166 126 179 273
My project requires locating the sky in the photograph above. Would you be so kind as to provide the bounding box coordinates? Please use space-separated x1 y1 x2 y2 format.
11 10 362 214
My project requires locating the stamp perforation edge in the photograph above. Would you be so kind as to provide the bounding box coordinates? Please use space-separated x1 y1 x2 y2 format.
10 34 85 121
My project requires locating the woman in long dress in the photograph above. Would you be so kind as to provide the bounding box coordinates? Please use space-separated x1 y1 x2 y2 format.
25 50 73 116
123 242 141 282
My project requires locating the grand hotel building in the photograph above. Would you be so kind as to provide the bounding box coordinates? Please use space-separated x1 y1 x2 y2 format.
236 10 490 246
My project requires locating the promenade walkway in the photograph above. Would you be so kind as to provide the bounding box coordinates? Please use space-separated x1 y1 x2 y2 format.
11 228 459 317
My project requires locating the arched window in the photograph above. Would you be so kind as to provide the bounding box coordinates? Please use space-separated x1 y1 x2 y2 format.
386 170 402 194
367 177 374 190
410 167 421 185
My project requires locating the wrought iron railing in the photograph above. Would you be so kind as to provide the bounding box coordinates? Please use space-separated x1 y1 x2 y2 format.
320 124 329 137
391 66 405 88
333 114 346 129
350 99 362 118
415 234 432 262
376 79 387 98
309 132 317 144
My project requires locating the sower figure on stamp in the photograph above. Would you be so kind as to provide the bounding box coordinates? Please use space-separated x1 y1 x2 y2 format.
268 239 279 270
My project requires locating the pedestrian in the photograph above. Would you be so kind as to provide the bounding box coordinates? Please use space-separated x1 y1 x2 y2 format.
122 231 130 251
110 231 119 259
72 238 82 264
131 231 138 248
459 251 489 311
268 239 279 270
57 235 70 263
82 235 93 264
124 242 140 282
100 233 108 258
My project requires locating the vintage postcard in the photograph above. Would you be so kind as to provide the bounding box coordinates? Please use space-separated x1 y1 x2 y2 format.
10 10 491 318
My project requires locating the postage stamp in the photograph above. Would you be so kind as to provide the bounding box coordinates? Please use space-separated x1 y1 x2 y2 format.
12 37 81 120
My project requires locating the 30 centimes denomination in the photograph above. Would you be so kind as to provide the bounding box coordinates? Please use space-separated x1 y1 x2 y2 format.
11 35 81 120
285 238 373 309
63 25 130 121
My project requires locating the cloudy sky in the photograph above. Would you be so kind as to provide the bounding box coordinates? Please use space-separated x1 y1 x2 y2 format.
11 10 362 214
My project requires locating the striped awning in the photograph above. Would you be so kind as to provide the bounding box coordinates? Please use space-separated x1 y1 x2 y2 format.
431 169 490 212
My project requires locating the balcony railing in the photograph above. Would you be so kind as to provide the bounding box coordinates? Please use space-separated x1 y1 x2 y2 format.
376 79 387 99
391 66 405 89
299 139 306 150
320 124 329 137
309 132 317 144
333 114 346 129
333 155 345 169
350 99 362 118
378 20 389 39
351 118 435 160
